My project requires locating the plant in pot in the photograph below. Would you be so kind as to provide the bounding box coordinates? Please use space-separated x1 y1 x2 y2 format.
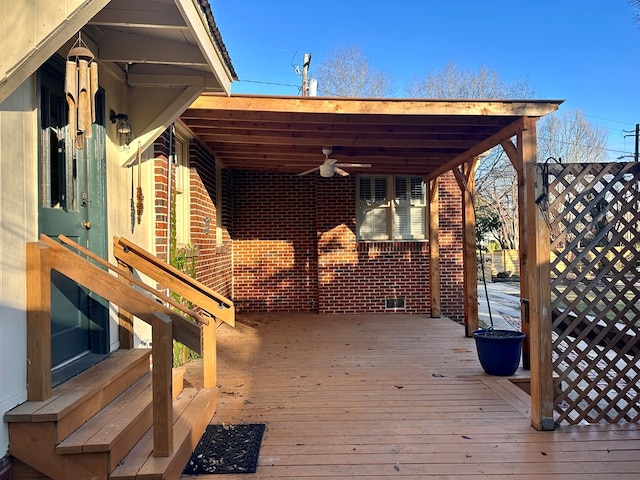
472 212 525 376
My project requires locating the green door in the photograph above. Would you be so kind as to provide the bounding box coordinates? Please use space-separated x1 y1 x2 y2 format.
39 59 109 384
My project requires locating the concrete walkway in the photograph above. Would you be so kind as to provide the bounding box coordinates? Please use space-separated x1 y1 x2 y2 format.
477 281 522 331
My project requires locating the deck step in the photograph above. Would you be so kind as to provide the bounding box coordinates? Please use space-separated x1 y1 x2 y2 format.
56 367 187 460
5 349 152 443
55 372 152 472
109 387 217 480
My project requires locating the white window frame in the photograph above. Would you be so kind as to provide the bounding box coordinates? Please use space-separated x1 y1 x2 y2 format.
356 175 427 241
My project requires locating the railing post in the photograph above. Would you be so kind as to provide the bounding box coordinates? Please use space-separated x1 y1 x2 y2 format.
152 311 173 457
26 242 52 401
116 260 135 349
202 317 217 389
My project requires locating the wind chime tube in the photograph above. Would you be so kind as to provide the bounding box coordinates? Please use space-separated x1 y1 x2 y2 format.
90 62 98 123
64 61 77 145
77 59 92 141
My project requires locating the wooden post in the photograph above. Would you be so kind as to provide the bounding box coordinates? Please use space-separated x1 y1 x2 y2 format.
428 178 441 318
152 312 173 457
525 162 554 431
202 317 217 389
458 160 478 336
26 242 52 401
117 260 135 349
502 121 537 370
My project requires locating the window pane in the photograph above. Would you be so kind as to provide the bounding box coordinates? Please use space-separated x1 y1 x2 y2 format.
410 177 424 202
374 178 387 202
395 176 407 201
361 207 389 240
393 205 426 240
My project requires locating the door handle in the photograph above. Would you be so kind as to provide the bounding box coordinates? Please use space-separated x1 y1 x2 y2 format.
81 220 92 230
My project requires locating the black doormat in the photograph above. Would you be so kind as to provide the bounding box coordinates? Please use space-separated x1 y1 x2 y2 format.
183 424 266 475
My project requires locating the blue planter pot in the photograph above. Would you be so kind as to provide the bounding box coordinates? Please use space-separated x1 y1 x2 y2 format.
472 329 525 376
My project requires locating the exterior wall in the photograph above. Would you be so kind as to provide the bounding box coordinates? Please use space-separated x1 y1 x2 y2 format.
317 176 431 314
0 0 90 101
190 140 233 299
435 172 464 323
152 130 233 302
0 79 38 458
231 170 464 320
232 172 319 311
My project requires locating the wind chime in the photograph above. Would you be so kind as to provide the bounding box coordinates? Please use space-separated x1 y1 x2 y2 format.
65 34 98 150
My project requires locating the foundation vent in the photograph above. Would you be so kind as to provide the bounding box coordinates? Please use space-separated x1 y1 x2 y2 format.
385 298 406 310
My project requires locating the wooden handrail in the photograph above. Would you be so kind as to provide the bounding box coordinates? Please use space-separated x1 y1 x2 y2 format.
27 236 184 456
37 235 202 352
114 236 235 326
57 234 208 326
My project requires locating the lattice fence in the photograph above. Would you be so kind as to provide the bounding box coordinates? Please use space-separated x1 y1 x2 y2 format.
543 161 640 425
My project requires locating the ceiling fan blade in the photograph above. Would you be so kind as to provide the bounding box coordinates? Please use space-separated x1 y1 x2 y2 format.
298 166 320 176
334 167 350 176
334 163 372 168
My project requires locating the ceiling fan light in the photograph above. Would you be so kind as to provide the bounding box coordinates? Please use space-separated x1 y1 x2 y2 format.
319 163 334 177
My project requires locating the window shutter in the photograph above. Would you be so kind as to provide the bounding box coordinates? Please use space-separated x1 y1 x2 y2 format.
393 177 426 240
358 177 390 240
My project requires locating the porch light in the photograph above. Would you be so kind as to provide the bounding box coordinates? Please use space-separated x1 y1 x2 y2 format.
110 110 133 150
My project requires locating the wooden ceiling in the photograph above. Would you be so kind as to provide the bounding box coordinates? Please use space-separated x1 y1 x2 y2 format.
181 95 562 179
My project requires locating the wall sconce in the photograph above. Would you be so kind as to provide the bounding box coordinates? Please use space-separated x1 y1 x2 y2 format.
110 110 133 150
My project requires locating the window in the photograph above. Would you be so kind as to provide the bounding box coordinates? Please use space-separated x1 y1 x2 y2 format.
357 175 427 241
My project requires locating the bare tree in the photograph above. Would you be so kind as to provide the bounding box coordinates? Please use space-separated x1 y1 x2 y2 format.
408 62 535 249
314 45 396 97
406 62 534 99
538 110 608 163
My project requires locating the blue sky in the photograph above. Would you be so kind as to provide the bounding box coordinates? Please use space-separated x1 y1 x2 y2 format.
212 1 640 160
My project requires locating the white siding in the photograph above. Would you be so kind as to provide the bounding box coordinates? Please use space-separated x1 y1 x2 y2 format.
0 78 38 455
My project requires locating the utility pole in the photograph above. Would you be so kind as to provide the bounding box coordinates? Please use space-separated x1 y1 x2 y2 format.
301 53 311 96
623 123 639 162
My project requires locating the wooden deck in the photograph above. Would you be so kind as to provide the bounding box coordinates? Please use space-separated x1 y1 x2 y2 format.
183 313 640 479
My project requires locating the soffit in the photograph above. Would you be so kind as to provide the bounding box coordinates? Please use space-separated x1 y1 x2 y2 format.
83 0 236 92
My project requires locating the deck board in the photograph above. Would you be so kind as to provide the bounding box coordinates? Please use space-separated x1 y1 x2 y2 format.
182 313 640 478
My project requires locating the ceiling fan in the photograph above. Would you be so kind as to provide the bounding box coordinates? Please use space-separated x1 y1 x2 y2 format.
297 147 371 177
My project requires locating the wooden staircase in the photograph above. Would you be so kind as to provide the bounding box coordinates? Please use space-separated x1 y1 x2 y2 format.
5 235 234 480
5 350 216 480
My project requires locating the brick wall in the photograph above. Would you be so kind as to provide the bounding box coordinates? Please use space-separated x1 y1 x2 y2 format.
151 132 464 320
231 170 464 319
232 172 318 311
153 132 171 262
317 175 431 313
152 131 233 300
437 172 464 322
190 140 233 299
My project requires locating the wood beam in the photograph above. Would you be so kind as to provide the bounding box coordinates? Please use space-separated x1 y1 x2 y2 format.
428 179 441 318
196 131 480 149
190 95 563 117
524 144 554 431
426 117 527 182
460 160 479 336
